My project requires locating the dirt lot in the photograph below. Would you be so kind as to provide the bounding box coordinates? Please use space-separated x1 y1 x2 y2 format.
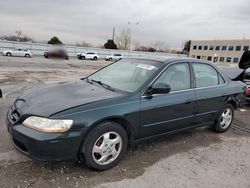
0 56 249 188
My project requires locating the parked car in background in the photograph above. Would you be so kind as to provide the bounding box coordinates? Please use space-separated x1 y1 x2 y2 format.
2 49 33 58
219 51 250 102
6 56 248 171
44 49 69 60
105 54 123 61
242 52 250 102
77 52 99 60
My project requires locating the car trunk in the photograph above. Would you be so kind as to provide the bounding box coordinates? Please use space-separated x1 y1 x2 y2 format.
219 51 250 82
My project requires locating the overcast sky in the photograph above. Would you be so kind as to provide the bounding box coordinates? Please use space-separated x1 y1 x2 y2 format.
0 0 249 48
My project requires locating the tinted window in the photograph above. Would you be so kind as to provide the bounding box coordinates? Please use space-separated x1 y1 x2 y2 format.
219 57 225 62
228 46 234 51
226 57 232 62
222 46 227 51
204 46 208 50
198 46 202 50
243 46 249 51
219 74 225 84
215 46 220 50
209 46 214 50
236 46 241 51
193 63 219 88
154 63 190 92
193 45 197 50
207 56 212 61
233 57 239 63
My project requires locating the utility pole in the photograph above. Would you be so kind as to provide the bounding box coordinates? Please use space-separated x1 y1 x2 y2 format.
112 27 115 41
128 21 139 51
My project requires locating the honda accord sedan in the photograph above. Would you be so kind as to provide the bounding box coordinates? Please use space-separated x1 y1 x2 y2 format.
6 56 248 170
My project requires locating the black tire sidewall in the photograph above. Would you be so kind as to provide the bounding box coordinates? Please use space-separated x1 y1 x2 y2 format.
82 122 128 170
214 104 234 133
6 52 11 56
25 54 30 58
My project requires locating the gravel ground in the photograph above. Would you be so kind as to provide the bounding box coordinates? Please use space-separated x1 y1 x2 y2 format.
0 55 249 188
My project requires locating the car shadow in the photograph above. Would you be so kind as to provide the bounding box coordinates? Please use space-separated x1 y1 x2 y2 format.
0 127 227 188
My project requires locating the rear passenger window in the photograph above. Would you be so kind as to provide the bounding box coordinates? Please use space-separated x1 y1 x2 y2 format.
193 63 220 88
218 74 225 84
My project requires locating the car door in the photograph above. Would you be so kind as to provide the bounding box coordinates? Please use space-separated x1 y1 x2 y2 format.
11 49 19 56
16 49 23 56
86 52 93 59
140 62 196 138
191 62 227 125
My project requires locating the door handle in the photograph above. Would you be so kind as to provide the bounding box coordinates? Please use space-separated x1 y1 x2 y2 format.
185 99 192 104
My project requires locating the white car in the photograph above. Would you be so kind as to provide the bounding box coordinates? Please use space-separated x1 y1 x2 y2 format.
3 48 33 58
77 52 99 60
105 54 123 61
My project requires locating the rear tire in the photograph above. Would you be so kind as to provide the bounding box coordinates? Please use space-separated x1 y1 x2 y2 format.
6 52 12 56
213 104 234 133
25 54 30 58
93 56 97 61
109 58 112 61
81 122 128 170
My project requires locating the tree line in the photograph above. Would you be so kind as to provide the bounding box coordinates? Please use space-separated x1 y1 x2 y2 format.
0 30 191 54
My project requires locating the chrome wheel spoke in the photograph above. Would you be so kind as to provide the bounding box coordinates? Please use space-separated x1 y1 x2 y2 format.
93 145 103 154
103 132 111 146
98 154 109 163
110 136 121 146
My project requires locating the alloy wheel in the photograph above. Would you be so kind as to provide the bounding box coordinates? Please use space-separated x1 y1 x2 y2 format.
220 108 233 129
92 131 122 166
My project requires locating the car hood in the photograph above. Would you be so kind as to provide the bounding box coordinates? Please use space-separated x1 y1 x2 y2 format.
14 80 123 117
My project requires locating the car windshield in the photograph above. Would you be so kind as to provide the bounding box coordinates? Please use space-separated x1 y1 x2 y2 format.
88 59 162 92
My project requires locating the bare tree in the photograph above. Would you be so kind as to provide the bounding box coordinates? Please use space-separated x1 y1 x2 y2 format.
115 28 131 50
76 41 93 47
0 30 32 42
151 41 168 52
15 30 22 41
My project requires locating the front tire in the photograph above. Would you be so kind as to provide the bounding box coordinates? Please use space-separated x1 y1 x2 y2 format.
81 122 127 170
213 104 234 133
6 52 12 56
93 56 97 61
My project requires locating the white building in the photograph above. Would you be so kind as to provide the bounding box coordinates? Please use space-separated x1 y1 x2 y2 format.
189 39 250 63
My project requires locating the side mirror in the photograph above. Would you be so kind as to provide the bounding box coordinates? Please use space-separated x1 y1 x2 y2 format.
146 83 171 96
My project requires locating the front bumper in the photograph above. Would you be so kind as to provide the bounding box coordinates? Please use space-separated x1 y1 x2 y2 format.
6 114 87 162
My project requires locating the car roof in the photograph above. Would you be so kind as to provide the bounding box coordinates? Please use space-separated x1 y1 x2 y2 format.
124 56 204 64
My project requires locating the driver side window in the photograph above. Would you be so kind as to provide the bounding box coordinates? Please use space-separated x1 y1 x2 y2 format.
154 63 191 92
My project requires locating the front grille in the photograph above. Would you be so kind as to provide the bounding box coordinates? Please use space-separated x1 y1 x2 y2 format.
8 108 20 124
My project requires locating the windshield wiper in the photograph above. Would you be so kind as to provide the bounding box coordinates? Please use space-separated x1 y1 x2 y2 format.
90 79 115 91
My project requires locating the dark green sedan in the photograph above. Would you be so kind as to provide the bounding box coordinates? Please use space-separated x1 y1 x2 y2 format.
6 56 248 170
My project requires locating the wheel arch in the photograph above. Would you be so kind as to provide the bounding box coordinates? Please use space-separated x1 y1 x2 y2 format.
78 115 135 161
89 116 135 143
225 96 238 110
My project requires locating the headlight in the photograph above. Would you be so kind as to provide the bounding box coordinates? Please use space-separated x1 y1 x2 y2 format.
23 116 73 133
